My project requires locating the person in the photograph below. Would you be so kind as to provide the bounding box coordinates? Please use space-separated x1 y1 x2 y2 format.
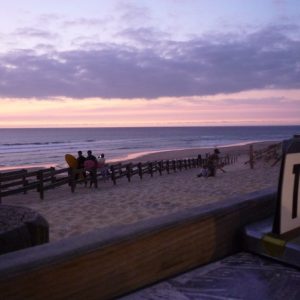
85 150 98 188
207 148 220 177
197 165 209 177
97 153 105 167
197 148 220 178
98 153 109 180
76 151 87 183
77 151 86 168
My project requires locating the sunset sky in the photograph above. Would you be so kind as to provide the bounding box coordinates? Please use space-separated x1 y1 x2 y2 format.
0 0 300 127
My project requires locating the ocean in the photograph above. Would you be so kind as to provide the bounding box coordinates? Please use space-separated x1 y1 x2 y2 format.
0 126 299 170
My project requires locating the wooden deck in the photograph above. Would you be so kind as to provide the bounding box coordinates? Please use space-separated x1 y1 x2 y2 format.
0 188 275 300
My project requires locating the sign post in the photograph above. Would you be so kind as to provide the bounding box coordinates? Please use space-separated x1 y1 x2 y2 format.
273 135 300 236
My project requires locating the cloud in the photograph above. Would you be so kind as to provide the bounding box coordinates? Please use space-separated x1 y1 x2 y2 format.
14 27 58 40
63 18 105 27
116 27 170 46
117 1 151 25
0 23 299 99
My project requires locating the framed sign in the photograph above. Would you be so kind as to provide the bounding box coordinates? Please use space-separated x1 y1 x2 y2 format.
273 136 300 236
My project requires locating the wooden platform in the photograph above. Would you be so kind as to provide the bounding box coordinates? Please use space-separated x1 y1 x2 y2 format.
243 218 300 268
0 188 276 300
120 252 300 300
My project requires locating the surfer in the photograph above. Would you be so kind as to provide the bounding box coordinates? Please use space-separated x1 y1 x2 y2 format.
77 151 86 168
87 150 97 162
76 151 87 184
86 150 98 188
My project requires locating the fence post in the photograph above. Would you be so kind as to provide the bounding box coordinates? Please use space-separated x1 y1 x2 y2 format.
50 167 56 186
37 170 44 200
249 145 254 169
193 158 197 168
69 168 76 193
172 160 176 172
178 160 182 171
158 161 163 176
183 159 187 170
110 165 116 185
0 173 2 203
138 163 143 180
21 169 28 194
166 161 170 174
149 162 153 177
126 164 131 182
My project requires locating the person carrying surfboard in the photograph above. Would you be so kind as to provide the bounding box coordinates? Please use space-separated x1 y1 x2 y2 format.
76 151 87 184
85 150 98 188
77 151 86 168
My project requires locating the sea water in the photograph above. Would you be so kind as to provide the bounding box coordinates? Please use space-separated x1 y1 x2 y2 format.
0 126 299 170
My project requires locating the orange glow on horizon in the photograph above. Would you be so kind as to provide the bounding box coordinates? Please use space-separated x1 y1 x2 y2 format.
1 89 300 128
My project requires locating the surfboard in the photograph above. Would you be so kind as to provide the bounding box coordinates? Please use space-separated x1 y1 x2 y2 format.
84 159 97 170
97 158 105 169
65 154 78 169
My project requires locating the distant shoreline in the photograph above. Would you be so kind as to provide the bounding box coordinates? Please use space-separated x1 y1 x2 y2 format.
0 126 295 172
2 140 281 243
0 140 280 172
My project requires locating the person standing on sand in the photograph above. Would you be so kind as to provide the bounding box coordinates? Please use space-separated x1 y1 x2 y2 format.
207 148 220 177
97 153 105 167
77 151 86 168
76 151 87 183
86 150 98 188
98 153 109 180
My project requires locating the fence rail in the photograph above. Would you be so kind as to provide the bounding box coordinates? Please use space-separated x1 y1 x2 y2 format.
246 143 282 169
0 154 238 202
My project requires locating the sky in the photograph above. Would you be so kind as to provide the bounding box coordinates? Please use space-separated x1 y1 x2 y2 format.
0 0 300 127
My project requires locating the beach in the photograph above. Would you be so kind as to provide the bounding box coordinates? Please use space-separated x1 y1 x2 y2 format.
2 142 281 242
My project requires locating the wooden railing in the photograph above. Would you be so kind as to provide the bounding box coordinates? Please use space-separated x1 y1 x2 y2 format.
246 143 282 169
0 167 71 201
0 154 238 202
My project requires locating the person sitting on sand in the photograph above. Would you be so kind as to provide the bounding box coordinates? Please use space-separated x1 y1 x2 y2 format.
197 165 209 178
197 148 220 178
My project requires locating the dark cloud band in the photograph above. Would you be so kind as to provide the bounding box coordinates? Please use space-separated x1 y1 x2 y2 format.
0 24 299 99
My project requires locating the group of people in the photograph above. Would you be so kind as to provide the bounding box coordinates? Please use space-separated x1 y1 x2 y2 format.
75 148 223 186
76 150 108 187
197 148 225 178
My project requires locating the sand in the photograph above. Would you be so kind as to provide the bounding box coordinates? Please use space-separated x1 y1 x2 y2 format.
2 142 281 242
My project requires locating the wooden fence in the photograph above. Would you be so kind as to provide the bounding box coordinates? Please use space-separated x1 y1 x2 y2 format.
0 167 72 202
246 143 282 169
0 154 238 202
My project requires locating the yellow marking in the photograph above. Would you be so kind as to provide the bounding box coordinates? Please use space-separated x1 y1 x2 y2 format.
261 234 286 257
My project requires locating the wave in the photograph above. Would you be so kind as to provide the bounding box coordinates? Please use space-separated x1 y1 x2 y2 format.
2 141 68 146
0 126 298 169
